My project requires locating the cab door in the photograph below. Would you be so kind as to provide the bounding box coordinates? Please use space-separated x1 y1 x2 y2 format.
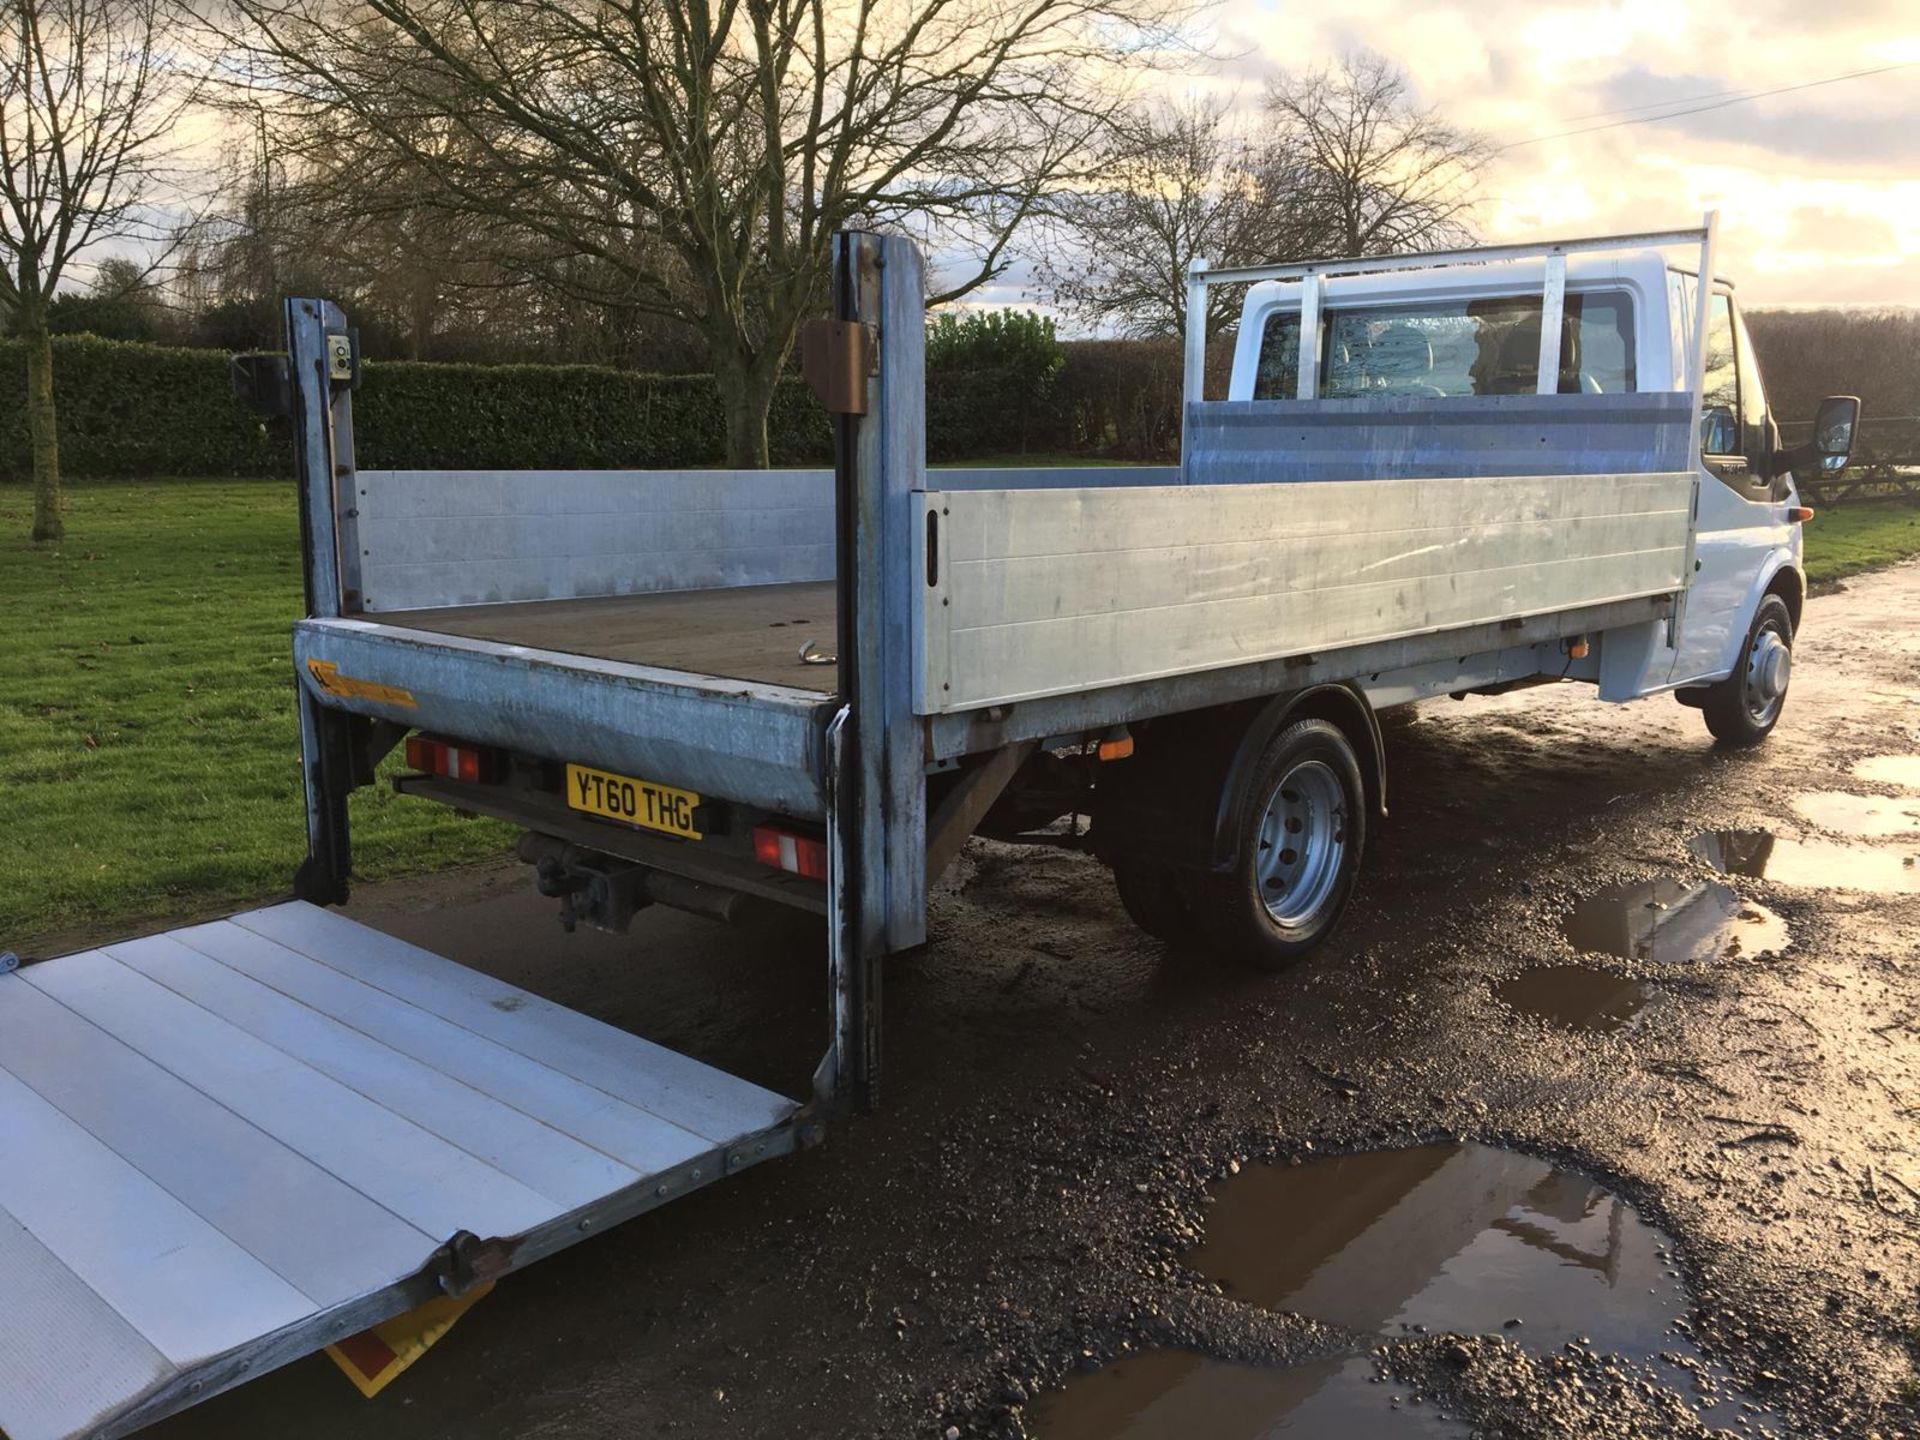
1669 281 1797 684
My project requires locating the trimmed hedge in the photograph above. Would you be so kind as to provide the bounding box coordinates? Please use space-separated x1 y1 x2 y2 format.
0 335 835 478
0 330 1180 478
352 358 831 470
0 335 284 478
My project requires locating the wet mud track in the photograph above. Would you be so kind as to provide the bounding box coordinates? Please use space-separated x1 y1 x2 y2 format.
149 560 1920 1440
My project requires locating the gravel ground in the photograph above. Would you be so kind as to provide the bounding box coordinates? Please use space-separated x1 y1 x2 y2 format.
144 558 1920 1440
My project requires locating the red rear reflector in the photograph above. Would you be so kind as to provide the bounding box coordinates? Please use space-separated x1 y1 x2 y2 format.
752 824 829 880
404 735 499 783
1096 736 1134 762
1789 506 1815 523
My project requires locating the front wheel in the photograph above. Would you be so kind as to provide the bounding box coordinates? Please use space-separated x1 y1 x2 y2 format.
1196 718 1366 970
1700 594 1794 746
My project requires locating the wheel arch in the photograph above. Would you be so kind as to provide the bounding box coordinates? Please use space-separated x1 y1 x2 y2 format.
1209 684 1385 869
1091 683 1385 875
1765 562 1805 633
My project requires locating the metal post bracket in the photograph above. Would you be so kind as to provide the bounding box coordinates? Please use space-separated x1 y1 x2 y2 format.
801 318 877 415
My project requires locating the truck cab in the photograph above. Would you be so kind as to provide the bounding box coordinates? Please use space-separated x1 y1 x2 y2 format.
1217 244 1850 737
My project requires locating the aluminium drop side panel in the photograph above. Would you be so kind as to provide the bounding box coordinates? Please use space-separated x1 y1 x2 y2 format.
924 594 1670 762
293 618 834 818
917 471 1694 713
351 468 836 612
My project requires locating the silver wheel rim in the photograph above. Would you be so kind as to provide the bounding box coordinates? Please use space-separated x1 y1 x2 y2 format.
1742 621 1791 726
1254 759 1348 929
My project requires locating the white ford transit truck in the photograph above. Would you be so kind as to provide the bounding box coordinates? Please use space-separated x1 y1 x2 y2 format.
0 214 1860 1440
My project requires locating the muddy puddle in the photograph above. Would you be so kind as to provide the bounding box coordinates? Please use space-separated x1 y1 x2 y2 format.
1036 1145 1777 1436
1032 1351 1467 1438
1495 965 1646 1033
1562 877 1788 963
1853 754 1920 791
1791 790 1920 838
1692 828 1920 894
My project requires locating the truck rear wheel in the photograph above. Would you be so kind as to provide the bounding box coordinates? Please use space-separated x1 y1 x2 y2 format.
1197 718 1365 970
1701 594 1794 747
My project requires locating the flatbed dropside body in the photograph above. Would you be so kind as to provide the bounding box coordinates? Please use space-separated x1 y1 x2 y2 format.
0 218 1815 1439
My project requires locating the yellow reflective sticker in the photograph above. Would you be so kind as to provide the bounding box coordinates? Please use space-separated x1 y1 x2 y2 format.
307 658 418 708
324 1282 494 1399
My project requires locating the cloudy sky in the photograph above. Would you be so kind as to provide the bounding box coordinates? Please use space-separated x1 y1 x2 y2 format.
1197 0 1920 310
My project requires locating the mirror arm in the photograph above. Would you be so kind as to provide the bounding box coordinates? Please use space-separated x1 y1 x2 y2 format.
1768 440 1818 479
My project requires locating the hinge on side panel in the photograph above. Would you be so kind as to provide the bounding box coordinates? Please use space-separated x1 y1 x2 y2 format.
800 318 877 414
0 952 17 976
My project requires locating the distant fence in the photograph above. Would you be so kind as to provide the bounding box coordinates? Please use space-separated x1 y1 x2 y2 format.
1780 416 1920 506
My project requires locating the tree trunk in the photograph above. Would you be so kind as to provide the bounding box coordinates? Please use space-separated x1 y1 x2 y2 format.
21 295 63 543
715 348 778 469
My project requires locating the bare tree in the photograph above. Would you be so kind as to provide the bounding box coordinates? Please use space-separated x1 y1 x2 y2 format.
1042 96 1349 339
1265 50 1490 258
1047 54 1487 340
1044 99 1261 339
214 0 1194 465
0 0 193 540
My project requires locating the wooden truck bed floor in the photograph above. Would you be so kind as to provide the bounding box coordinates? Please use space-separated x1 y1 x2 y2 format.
379 581 840 692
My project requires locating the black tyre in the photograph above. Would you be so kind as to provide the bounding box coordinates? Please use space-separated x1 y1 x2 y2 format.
1112 862 1199 943
1700 594 1794 746
1194 718 1366 970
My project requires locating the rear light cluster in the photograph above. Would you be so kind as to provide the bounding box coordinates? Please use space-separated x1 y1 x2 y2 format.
752 824 829 881
405 734 501 783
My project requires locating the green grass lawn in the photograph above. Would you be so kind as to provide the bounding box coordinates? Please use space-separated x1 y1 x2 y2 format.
1800 499 1920 587
0 480 509 952
3 478 1917 953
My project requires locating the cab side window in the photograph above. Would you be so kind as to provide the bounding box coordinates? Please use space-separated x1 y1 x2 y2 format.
1731 304 1776 481
1699 294 1740 459
1699 291 1776 493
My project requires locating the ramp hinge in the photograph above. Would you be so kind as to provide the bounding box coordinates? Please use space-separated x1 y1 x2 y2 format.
0 951 17 975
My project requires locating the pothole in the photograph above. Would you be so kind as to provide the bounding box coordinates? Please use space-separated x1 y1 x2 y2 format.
1496 965 1646 1033
1852 754 1920 791
1692 828 1920 893
1031 1351 1468 1438
1033 1146 1783 1435
1562 877 1788 962
1791 790 1920 838
1188 1145 1773 1432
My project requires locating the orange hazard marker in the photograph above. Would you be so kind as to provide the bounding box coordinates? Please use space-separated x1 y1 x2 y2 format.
325 1282 495 1398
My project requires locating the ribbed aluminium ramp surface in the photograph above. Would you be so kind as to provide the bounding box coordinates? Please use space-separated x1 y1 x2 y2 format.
0 902 798 1440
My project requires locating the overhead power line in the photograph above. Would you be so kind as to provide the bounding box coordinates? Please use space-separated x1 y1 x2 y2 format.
1502 60 1917 151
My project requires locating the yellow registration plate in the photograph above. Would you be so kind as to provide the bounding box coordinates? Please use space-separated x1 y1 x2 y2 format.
563 763 703 840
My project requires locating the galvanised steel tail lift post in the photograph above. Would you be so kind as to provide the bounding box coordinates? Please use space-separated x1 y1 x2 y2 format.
817 229 931 1114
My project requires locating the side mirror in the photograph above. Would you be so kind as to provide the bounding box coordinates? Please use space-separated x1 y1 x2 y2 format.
1812 394 1860 473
